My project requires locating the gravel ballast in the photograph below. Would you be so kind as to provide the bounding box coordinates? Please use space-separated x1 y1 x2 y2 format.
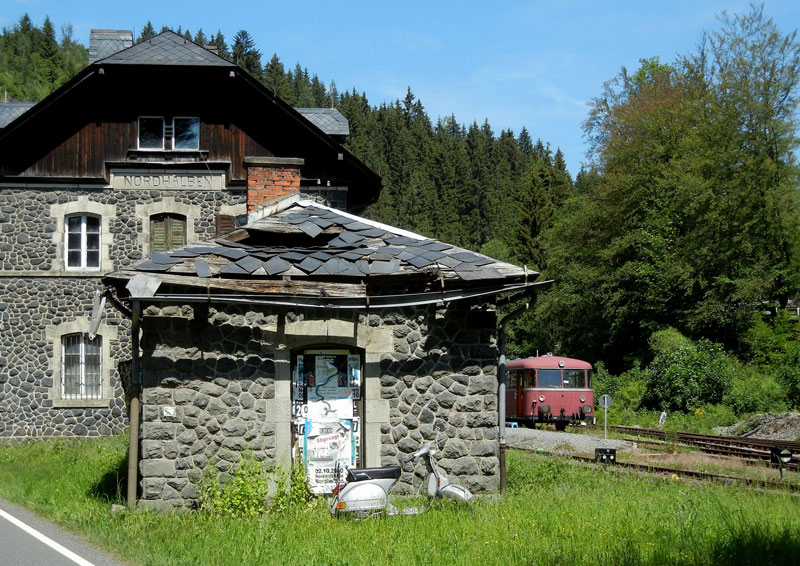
504 426 636 454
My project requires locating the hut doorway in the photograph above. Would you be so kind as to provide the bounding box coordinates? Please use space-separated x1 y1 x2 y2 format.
291 347 362 493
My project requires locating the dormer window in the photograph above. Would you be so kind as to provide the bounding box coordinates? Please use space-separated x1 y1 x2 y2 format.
138 116 199 150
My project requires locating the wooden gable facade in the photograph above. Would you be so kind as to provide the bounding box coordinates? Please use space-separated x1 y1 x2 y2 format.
0 31 379 208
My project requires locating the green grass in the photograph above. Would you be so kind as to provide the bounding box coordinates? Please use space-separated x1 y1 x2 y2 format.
1 437 799 565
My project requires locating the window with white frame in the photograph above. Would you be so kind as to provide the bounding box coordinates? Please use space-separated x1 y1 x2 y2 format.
61 333 102 400
65 215 101 269
138 116 199 150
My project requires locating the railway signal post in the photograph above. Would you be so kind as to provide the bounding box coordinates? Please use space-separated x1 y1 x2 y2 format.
599 394 612 441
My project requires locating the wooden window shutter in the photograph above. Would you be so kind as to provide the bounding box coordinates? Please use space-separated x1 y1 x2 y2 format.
215 214 236 236
169 215 187 248
150 215 167 253
151 213 187 252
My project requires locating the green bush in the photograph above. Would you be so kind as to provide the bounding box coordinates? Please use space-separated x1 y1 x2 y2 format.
743 312 800 408
269 457 314 514
594 363 646 410
198 454 315 518
641 330 737 412
198 457 273 518
724 368 787 416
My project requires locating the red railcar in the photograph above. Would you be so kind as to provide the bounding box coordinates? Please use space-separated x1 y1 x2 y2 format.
505 355 594 430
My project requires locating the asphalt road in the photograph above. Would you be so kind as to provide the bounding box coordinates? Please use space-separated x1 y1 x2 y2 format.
0 497 130 566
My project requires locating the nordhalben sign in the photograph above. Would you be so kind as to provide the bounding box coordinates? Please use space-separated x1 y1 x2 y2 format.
111 170 225 191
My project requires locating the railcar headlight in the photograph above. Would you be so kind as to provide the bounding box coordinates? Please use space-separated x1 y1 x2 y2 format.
580 395 586 403
538 394 545 402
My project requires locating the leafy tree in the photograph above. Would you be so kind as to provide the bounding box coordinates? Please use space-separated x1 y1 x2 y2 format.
535 6 800 370
641 329 737 412
0 13 87 101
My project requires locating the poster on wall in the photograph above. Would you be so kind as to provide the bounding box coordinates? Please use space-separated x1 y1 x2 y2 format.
304 349 358 401
304 418 357 494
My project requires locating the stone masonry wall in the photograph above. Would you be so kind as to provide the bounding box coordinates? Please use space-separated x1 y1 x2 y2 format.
371 301 499 494
136 299 499 509
138 305 278 510
0 278 128 436
0 186 246 437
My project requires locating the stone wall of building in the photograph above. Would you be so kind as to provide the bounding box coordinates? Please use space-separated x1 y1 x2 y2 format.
372 303 499 494
135 299 499 509
138 304 279 510
0 185 246 437
0 278 128 436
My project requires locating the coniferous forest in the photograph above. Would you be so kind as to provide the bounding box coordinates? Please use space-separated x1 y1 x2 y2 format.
3 6 800 419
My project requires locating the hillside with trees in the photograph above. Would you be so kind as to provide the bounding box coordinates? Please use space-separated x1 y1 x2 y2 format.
3 7 800 421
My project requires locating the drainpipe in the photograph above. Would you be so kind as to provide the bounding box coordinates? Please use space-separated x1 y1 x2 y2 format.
497 298 534 495
126 300 141 510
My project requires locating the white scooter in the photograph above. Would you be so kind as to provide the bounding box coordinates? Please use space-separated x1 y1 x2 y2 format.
329 422 473 518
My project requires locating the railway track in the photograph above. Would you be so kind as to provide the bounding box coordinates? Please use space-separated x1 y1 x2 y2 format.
514 446 799 493
610 425 800 471
570 454 799 493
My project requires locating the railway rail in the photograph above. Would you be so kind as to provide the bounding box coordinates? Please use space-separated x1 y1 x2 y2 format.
609 425 800 471
514 446 799 493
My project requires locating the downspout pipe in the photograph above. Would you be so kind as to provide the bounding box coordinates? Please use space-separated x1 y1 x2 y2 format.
497 296 536 495
126 300 141 510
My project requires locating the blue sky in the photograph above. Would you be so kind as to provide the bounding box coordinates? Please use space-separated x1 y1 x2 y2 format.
3 1 799 176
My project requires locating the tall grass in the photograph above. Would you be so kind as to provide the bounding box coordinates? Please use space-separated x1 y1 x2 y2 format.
0 438 798 565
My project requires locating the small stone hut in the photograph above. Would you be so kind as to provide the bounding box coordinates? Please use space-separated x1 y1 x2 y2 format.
106 179 541 510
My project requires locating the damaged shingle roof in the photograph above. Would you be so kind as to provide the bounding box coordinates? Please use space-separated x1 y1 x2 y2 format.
121 200 531 287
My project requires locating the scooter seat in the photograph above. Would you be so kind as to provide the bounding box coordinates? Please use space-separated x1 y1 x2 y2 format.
346 465 402 482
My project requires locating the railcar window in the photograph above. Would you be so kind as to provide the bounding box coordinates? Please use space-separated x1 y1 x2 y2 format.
564 370 586 388
524 370 535 388
587 370 593 388
505 370 517 388
537 369 562 388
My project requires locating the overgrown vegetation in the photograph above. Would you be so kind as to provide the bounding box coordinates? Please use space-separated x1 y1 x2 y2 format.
1 437 798 565
198 454 313 517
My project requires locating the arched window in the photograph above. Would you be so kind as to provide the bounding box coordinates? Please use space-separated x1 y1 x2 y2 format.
65 214 101 269
150 213 187 253
61 333 102 400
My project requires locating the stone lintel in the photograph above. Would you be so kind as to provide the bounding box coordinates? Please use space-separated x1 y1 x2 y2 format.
243 156 305 167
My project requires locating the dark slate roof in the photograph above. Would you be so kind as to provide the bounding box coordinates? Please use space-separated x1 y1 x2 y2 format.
88 30 133 64
0 102 35 129
95 31 234 67
296 108 350 136
119 200 531 287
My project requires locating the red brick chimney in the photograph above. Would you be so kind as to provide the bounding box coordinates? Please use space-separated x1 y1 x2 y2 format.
245 157 305 213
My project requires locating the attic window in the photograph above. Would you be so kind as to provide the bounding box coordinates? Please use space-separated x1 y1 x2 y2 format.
174 117 199 149
138 116 199 150
138 117 164 149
